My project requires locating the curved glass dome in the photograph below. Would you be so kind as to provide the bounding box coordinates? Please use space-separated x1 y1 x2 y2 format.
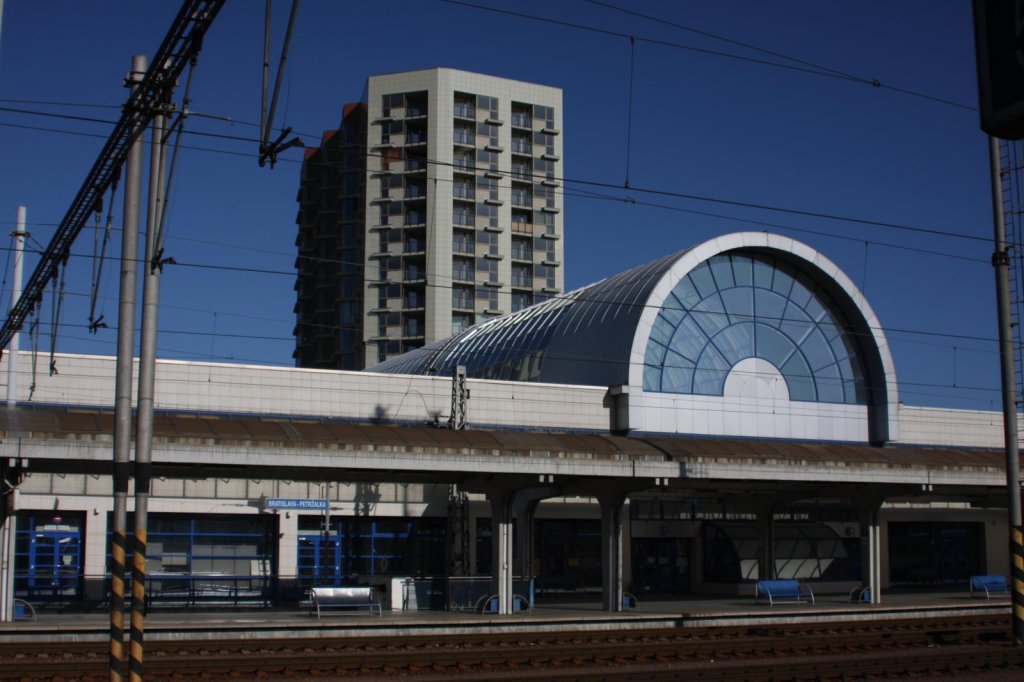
370 250 684 386
642 252 866 404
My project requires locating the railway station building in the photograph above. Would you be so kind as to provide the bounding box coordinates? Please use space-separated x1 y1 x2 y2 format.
0 232 1014 615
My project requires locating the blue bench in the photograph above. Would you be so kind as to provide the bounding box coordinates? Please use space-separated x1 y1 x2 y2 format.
849 585 871 603
309 586 382 618
755 579 814 606
969 575 1009 599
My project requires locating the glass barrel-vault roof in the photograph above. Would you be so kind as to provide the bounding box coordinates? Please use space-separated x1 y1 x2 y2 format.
369 241 872 408
642 252 867 404
368 250 685 386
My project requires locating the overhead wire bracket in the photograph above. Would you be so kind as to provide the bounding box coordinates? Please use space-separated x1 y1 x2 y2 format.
259 0 304 168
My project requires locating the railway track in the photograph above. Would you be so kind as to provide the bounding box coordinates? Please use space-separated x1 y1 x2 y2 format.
1 613 1021 680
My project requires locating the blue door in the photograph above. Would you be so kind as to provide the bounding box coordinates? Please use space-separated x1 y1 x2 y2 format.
17 527 82 602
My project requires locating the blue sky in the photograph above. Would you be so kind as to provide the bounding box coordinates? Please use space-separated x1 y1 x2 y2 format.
0 1 1004 411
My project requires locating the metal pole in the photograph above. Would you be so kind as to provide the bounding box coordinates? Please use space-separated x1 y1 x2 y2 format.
0 207 27 624
110 53 146 682
128 108 166 682
988 135 1024 644
259 0 270 147
5 206 27 406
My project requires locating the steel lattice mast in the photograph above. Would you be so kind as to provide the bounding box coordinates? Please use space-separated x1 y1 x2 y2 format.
0 0 225 357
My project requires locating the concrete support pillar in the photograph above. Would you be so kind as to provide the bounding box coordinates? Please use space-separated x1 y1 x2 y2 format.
756 507 775 580
598 491 627 612
0 457 24 622
859 504 883 604
514 497 539 579
0 479 15 622
83 501 112 602
486 488 515 615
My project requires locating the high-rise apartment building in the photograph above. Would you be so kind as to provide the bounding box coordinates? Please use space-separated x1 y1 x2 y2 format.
294 68 564 370
294 103 367 370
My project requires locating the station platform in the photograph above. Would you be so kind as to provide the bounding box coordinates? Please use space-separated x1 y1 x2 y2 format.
0 589 1012 641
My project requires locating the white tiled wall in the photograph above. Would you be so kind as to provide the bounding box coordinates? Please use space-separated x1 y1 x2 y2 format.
2 352 1008 448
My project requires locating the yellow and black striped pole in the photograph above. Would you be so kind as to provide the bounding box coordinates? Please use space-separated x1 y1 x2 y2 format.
109 526 127 680
129 529 147 681
1012 526 1024 644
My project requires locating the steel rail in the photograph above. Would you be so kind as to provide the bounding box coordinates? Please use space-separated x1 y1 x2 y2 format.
0 613 1015 680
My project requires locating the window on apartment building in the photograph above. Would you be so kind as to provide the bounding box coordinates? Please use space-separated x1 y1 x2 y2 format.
452 286 474 310
511 212 531 233
454 151 475 172
534 210 555 234
478 95 499 120
405 92 428 118
477 230 499 256
405 208 425 225
535 236 557 262
405 180 426 199
511 236 532 260
478 176 499 201
452 257 475 282
476 286 498 310
453 231 475 255
454 93 476 119
453 206 474 227
453 179 475 200
381 120 403 144
476 257 498 283
382 93 404 117
511 131 531 154
452 313 474 334
405 289 424 308
535 185 556 208
380 175 402 199
380 147 402 171
339 224 360 248
477 122 499 147
536 264 557 289
534 158 556 180
511 187 532 207
340 279 360 299
454 124 475 146
340 198 358 221
534 104 555 129
511 263 532 288
477 203 498 229
511 291 532 312
511 102 532 128
405 124 427 144
342 173 360 196
476 149 498 172
533 130 555 156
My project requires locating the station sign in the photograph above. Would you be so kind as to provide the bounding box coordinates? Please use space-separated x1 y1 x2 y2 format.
260 497 329 511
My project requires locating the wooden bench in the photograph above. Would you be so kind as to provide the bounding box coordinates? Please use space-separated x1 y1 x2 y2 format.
969 575 1009 599
755 579 814 606
309 586 382 618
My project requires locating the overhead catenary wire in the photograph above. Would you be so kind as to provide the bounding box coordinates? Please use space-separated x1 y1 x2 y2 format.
581 0 975 112
88 170 120 332
443 0 976 112
7 237 1008 378
0 103 993 247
